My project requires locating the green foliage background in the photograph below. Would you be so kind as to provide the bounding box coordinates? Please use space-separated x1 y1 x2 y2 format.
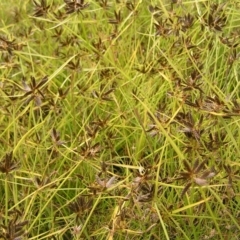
0 0 239 239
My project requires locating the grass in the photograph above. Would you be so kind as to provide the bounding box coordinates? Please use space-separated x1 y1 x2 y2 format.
0 0 240 239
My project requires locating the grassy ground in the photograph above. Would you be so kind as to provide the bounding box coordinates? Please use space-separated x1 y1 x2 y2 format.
0 0 240 239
